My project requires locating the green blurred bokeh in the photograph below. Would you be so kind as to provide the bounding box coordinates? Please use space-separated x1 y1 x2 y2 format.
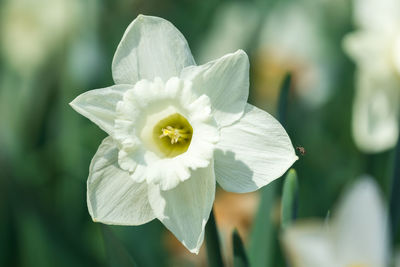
0 0 397 266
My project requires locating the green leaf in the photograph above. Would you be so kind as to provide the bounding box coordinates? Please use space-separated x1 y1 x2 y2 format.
110 222 167 267
232 229 249 267
101 226 137 267
205 209 224 267
249 73 293 267
17 210 55 267
277 73 292 127
248 182 277 267
281 169 298 229
390 134 400 243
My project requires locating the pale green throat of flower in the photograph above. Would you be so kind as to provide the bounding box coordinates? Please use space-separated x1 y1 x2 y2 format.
153 113 193 158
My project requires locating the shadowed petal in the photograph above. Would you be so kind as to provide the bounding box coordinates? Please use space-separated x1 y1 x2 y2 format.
215 104 297 193
87 137 155 225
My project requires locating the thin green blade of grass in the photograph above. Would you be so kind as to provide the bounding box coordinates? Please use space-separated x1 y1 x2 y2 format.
232 229 249 267
248 74 292 266
205 209 224 267
281 169 298 230
277 73 292 127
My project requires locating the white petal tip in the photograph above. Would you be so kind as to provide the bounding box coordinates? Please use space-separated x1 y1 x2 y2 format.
136 14 151 22
235 49 246 55
231 49 248 59
69 98 77 108
189 248 200 255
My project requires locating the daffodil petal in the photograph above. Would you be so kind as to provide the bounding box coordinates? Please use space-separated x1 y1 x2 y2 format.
282 222 336 267
87 137 155 225
343 31 393 76
352 71 399 153
352 0 400 30
147 162 215 254
180 50 249 127
69 84 132 136
215 104 297 193
332 177 389 267
112 15 195 84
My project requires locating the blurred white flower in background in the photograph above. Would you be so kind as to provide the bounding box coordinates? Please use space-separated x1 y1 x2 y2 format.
0 0 79 75
255 1 335 111
343 0 400 153
70 15 297 254
282 178 389 267
0 0 84 155
196 1 336 113
195 1 260 64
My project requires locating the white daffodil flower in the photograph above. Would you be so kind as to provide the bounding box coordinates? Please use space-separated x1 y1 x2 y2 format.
282 178 389 267
343 0 400 153
70 15 297 253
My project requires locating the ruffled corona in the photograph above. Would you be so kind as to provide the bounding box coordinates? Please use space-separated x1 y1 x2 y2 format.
114 77 219 190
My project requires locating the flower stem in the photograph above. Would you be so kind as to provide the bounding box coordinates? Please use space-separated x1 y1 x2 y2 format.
205 208 224 267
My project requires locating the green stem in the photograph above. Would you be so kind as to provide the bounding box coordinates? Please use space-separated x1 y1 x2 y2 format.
205 208 224 267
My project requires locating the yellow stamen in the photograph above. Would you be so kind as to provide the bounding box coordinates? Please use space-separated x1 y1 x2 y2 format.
152 113 193 158
159 126 191 144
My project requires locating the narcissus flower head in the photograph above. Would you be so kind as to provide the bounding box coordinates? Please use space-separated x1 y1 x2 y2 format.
343 0 400 153
70 15 297 253
282 178 389 267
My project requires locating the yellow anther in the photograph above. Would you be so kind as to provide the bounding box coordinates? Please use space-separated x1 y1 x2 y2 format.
159 126 190 144
153 113 193 157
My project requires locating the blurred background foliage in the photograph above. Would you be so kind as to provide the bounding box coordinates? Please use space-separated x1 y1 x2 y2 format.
0 0 398 266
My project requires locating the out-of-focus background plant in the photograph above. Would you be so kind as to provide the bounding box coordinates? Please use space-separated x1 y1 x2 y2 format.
0 0 399 266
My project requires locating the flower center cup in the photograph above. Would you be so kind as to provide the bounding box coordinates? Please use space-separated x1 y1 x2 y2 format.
153 113 193 158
